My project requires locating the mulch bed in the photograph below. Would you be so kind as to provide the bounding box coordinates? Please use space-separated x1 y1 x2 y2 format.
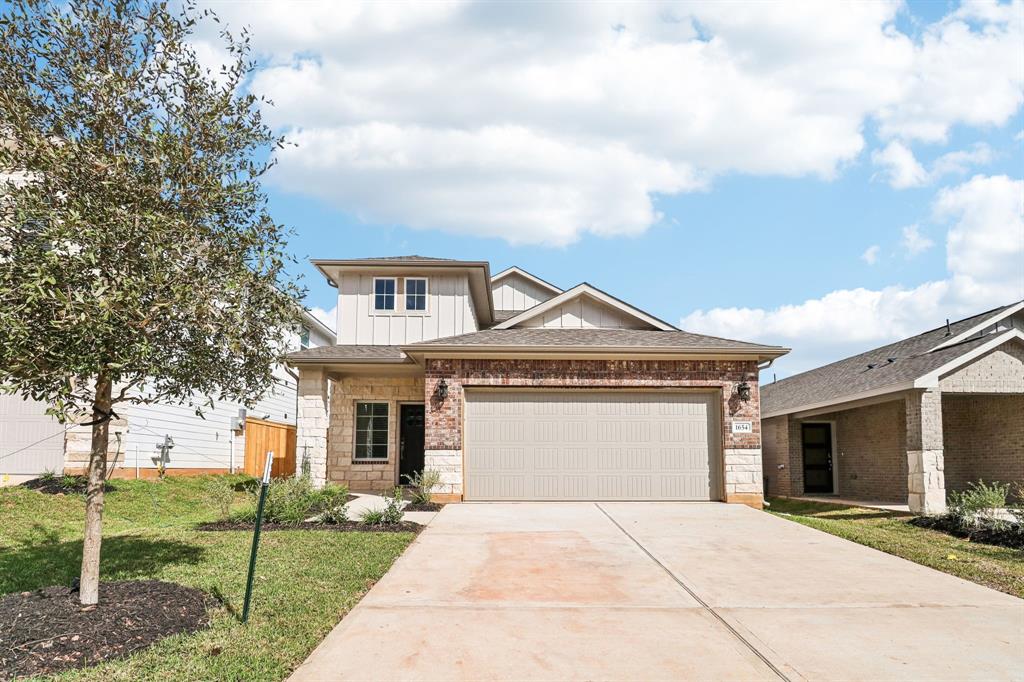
197 520 423 533
909 516 1024 550
403 502 444 512
0 580 211 680
21 476 115 496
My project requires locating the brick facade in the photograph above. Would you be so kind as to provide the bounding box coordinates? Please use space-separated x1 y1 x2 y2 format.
325 375 425 492
943 394 1024 501
939 342 1024 393
424 358 764 506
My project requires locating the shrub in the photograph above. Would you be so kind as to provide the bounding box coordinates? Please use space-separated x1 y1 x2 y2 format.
403 469 441 505
202 477 236 521
233 477 350 525
359 508 385 525
359 488 404 526
947 480 1010 530
38 470 57 483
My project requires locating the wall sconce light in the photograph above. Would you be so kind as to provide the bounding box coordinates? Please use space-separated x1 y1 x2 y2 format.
436 378 449 402
736 381 751 402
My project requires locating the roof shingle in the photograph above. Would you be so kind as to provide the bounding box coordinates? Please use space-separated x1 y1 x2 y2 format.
406 327 786 352
761 305 1017 416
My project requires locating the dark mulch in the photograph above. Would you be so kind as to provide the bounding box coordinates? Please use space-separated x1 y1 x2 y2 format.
21 476 116 496
910 516 1024 550
0 580 211 680
403 502 444 512
197 520 422 533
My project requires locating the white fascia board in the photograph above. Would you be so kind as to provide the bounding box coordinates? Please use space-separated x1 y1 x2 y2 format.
761 381 917 420
490 266 563 295
301 308 336 338
494 283 677 331
914 329 1024 387
928 301 1024 352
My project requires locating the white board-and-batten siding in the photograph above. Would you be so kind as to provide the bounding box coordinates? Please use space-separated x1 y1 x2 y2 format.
521 295 648 329
491 273 556 312
337 273 478 344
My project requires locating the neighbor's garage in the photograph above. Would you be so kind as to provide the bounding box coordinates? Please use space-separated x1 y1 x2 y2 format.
464 390 721 501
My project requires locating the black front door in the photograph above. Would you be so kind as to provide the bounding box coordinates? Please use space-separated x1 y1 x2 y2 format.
802 423 834 494
399 404 425 483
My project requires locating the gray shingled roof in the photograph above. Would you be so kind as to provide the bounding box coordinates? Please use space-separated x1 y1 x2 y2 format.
405 327 787 352
762 305 1016 416
491 310 521 325
286 345 408 363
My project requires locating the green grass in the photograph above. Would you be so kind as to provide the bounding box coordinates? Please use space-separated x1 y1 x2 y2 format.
768 497 1024 599
0 475 415 681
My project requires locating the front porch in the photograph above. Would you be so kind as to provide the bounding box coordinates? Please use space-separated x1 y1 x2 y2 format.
763 391 1024 513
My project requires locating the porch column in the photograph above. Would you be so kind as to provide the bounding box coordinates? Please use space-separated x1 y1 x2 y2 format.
905 389 946 514
296 367 330 487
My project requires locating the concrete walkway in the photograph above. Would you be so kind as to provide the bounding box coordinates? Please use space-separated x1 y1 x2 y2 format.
291 503 1023 681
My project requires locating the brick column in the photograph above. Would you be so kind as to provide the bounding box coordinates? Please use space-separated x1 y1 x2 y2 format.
905 389 946 514
296 367 330 487
786 415 804 495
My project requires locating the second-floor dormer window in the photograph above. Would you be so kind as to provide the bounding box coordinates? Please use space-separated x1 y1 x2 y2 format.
374 277 396 311
405 277 428 311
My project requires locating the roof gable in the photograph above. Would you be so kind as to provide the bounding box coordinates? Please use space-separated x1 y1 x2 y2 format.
494 283 677 331
490 266 562 313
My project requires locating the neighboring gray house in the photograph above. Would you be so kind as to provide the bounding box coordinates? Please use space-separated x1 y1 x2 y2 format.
761 302 1024 513
0 310 334 483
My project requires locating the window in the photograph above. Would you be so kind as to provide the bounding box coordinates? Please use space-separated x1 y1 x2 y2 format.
405 277 428 311
373 278 396 311
299 326 310 349
354 402 389 460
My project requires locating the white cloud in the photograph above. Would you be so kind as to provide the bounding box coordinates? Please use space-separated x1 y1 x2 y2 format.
309 305 337 331
861 245 881 265
901 224 935 256
682 175 1024 376
872 141 994 189
872 141 929 188
190 0 1022 244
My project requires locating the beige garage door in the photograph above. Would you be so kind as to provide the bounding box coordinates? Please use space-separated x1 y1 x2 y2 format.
464 391 721 501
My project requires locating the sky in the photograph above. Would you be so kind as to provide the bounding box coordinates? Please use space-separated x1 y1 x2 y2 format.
192 0 1024 379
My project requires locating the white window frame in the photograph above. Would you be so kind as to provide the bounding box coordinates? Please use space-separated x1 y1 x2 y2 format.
353 401 390 461
372 277 397 314
403 277 429 314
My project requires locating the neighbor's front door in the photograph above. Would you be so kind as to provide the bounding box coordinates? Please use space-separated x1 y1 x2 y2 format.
398 404 425 484
802 423 834 494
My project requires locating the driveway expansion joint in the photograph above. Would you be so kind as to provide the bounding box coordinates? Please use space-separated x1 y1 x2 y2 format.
595 503 793 682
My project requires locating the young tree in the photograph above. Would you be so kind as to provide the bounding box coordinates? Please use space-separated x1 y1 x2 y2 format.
0 0 302 605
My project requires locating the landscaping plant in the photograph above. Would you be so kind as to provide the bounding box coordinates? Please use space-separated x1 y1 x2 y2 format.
201 477 237 522
0 0 301 605
403 469 442 505
359 488 405 527
233 477 349 526
947 480 1010 530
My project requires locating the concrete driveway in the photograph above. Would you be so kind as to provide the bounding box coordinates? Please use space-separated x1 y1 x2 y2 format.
291 503 1023 681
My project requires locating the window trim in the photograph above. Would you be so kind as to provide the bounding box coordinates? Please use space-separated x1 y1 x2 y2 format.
403 277 429 314
353 401 390 462
299 326 311 349
372 277 397 314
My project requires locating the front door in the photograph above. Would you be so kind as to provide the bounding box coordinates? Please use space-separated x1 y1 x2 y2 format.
398 404 425 483
802 423 834 494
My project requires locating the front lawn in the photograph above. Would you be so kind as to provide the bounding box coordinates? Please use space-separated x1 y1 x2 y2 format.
0 476 415 680
768 497 1024 599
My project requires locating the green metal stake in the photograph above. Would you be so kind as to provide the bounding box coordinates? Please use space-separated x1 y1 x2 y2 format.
242 451 273 623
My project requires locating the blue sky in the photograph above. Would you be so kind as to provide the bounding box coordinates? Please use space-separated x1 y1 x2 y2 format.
194 0 1024 377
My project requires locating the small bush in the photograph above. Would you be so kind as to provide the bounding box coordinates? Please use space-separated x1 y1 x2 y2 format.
202 477 236 522
947 480 1010 529
359 488 405 526
359 508 386 525
403 470 441 505
38 470 57 483
233 477 350 526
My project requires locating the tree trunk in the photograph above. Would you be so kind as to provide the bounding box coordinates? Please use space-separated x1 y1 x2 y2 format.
79 374 112 606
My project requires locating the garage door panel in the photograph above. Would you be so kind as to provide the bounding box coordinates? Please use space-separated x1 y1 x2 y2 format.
465 391 720 501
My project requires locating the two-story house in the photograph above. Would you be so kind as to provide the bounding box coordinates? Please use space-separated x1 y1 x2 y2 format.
287 256 787 507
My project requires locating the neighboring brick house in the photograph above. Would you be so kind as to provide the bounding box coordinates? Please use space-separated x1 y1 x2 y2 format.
287 258 787 507
761 302 1024 513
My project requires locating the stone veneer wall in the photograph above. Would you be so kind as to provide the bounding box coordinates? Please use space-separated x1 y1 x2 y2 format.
325 375 425 492
943 394 1024 501
424 358 764 506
